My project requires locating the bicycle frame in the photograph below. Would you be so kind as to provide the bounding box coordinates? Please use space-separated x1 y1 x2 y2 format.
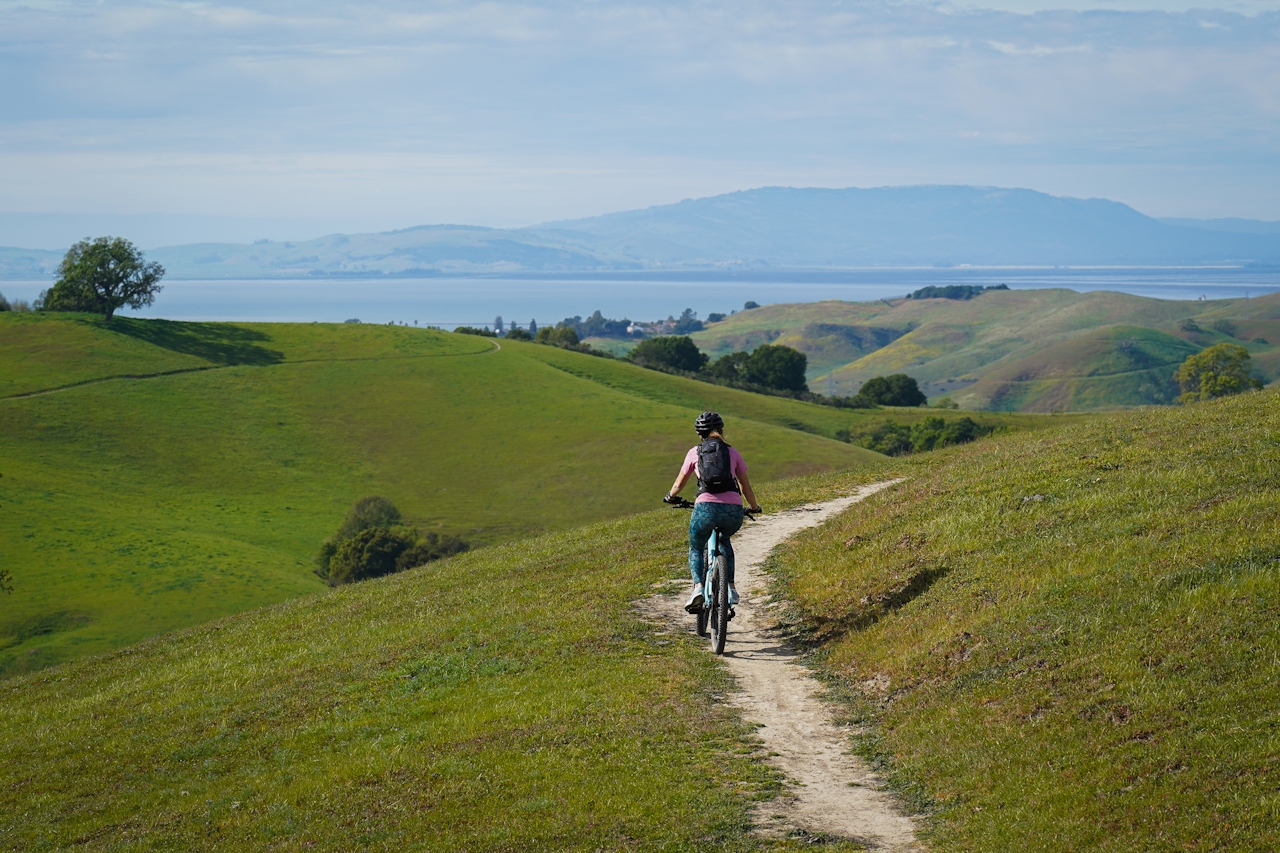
703 527 721 603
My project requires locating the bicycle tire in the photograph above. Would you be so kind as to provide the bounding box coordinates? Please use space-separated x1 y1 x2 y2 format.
710 552 729 654
695 541 712 637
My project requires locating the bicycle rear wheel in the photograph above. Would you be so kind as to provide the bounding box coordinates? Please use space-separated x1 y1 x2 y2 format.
710 552 729 654
694 541 712 636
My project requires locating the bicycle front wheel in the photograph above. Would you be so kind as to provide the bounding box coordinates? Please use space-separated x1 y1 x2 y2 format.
710 552 729 655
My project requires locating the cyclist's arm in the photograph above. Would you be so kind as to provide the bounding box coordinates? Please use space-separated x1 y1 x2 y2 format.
737 471 762 513
668 468 692 499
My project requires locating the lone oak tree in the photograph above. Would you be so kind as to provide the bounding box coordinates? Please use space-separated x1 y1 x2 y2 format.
41 237 164 320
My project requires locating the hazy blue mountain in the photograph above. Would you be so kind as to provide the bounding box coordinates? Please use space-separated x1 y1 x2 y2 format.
144 226 626 280
7 186 1280 280
0 245 62 279
1158 217 1280 236
531 186 1280 267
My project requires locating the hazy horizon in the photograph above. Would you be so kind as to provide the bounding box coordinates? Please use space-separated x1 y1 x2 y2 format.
3 0 1278 251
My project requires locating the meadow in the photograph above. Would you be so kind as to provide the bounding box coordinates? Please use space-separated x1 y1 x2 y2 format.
0 469 891 852
0 312 884 677
768 386 1280 850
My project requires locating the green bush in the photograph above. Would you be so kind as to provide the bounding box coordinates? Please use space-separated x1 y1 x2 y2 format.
315 496 468 585
0 291 8 312
843 415 993 456
454 326 496 337
315 495 402 578
505 327 533 341
856 373 926 407
628 335 708 372
327 526 468 586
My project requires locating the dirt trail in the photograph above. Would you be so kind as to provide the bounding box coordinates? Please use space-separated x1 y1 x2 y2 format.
645 481 921 849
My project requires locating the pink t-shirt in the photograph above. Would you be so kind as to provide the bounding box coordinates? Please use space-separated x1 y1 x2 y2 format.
680 444 747 505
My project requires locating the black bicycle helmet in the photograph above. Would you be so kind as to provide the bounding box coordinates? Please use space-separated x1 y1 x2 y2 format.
695 411 724 436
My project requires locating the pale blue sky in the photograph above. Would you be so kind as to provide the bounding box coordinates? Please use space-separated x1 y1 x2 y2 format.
1 0 1278 247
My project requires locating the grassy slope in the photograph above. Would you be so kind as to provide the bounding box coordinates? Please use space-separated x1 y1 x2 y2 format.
0 507 792 851
520 342 1071 440
962 325 1201 411
0 314 874 676
690 290 1280 410
770 388 1280 851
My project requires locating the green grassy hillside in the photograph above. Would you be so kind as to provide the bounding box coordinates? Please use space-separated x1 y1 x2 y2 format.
0 313 877 677
769 387 1280 850
691 289 1279 410
518 341 1068 441
961 325 1200 411
0 499 844 851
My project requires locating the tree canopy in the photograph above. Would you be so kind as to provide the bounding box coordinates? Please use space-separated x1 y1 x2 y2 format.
628 336 709 372
743 344 808 392
40 237 164 320
1174 343 1264 403
857 373 927 407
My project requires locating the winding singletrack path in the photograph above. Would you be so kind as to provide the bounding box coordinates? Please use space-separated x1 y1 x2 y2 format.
654 481 921 849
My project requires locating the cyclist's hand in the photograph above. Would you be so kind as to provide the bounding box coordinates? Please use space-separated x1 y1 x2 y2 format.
662 493 680 504
749 503 762 514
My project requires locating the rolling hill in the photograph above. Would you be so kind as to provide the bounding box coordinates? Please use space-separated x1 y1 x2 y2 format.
691 288 1280 411
0 312 899 677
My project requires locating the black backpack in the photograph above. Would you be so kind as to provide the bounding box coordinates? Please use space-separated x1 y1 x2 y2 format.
697 438 740 495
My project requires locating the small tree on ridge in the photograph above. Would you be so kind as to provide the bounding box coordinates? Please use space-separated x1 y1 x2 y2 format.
39 237 164 320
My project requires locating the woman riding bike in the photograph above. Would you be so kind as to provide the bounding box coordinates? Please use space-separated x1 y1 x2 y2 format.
664 411 762 614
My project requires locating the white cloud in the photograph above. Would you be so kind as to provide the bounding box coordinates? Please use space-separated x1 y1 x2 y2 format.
0 0 1277 239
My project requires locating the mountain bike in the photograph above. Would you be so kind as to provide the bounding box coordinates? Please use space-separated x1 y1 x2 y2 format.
666 497 755 655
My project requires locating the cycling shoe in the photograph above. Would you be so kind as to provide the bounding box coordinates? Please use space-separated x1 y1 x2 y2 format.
728 586 740 606
684 590 704 614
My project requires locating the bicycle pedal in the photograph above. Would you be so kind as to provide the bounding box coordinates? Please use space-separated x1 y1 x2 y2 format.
727 608 735 620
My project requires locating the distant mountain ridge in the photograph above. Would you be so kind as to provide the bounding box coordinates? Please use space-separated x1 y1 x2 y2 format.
3 185 1280 279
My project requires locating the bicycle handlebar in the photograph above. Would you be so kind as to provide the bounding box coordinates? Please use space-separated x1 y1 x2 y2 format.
663 495 760 519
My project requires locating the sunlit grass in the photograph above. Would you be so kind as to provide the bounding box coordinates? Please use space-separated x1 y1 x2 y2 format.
0 313 877 675
769 388 1280 850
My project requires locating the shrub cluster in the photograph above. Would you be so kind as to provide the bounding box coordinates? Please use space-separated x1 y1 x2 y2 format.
836 416 994 455
534 324 615 358
907 283 1008 300
454 326 497 337
629 337 809 393
555 310 635 339
624 335 931 411
314 496 468 586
